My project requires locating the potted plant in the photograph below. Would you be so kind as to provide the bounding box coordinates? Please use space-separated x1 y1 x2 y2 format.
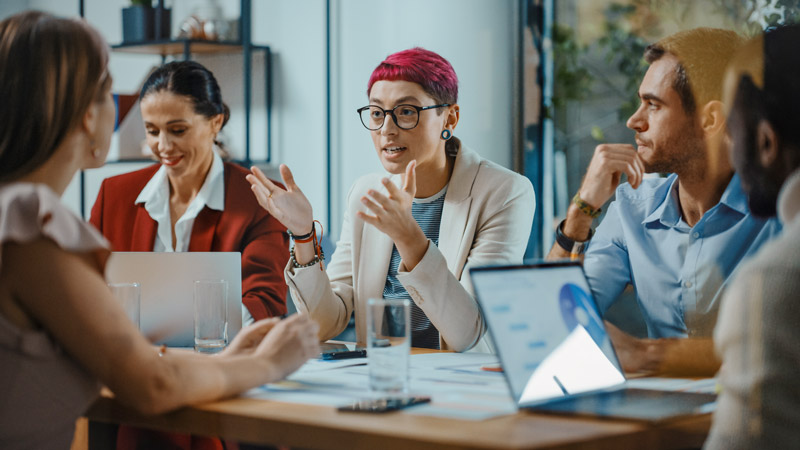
122 0 171 43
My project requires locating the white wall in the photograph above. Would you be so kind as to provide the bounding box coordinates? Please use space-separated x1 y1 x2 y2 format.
250 0 329 232
330 0 515 238
0 0 27 19
3 1 516 240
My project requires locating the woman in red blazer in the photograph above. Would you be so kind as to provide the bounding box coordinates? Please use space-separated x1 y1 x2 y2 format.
90 61 288 323
91 61 289 450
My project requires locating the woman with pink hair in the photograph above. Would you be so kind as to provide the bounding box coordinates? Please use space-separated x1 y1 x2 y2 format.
248 47 535 351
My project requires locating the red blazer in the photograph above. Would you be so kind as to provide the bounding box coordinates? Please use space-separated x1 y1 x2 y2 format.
90 162 289 319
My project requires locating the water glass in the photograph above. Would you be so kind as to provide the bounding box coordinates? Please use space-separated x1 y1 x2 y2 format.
109 282 140 330
194 280 228 353
366 298 411 394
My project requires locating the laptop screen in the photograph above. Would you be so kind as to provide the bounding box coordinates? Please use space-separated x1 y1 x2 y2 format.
471 262 625 406
106 252 244 347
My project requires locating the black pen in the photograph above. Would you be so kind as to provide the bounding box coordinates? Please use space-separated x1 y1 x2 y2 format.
320 349 367 360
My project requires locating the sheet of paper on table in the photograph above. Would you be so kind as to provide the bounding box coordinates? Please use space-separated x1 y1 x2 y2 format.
244 352 517 420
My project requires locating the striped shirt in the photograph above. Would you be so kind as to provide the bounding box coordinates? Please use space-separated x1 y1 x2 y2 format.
382 185 447 349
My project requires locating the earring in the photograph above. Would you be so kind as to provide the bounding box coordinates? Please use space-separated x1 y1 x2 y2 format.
89 138 99 159
441 129 452 140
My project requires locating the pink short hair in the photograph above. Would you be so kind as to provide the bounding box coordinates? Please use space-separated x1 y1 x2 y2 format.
367 47 458 105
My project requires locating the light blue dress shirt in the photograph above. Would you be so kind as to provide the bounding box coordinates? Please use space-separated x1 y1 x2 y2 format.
584 173 781 338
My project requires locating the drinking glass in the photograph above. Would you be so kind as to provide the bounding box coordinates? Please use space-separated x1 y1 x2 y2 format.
109 282 140 330
194 280 228 353
366 298 411 394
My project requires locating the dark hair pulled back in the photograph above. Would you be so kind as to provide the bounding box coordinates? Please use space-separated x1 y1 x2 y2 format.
140 61 230 147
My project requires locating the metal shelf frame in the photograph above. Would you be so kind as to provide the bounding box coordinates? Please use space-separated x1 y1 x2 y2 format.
78 0 272 217
96 0 270 166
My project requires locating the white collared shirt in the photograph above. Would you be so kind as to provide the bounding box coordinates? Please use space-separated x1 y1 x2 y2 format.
135 152 225 252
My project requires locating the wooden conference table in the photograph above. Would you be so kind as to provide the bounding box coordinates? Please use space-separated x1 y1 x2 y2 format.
82 347 712 450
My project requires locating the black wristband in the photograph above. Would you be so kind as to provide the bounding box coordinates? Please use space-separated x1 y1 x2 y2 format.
555 219 593 255
287 226 314 241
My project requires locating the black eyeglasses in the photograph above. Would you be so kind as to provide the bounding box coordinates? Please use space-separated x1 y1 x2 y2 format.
356 103 450 131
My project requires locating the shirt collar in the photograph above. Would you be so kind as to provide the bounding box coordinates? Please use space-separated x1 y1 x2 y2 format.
196 152 225 211
136 162 169 207
642 174 681 226
717 173 749 216
135 152 225 211
642 173 749 227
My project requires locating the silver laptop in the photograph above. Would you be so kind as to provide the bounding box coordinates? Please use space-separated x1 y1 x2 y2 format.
106 252 244 347
470 261 716 422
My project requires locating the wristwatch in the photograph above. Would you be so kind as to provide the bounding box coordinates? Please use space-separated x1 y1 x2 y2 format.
555 219 593 256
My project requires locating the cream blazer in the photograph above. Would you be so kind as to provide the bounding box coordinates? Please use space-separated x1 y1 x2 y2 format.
286 146 535 352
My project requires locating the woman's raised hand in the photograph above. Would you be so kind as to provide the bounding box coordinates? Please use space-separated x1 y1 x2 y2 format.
247 164 315 235
356 160 429 270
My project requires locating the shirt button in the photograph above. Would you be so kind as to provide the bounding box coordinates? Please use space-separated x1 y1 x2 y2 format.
684 281 693 288
692 232 700 239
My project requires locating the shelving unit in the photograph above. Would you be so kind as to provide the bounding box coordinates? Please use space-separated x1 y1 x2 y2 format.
76 0 271 219
112 39 272 166
81 0 271 166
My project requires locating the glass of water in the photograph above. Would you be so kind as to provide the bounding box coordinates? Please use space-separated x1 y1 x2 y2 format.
366 298 411 394
194 280 228 353
109 282 140 329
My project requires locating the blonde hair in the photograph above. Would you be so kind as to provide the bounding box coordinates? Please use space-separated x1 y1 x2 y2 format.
0 11 110 181
645 28 745 114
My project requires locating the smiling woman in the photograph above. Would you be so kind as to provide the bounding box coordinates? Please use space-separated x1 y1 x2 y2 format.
88 60 299 450
247 47 536 352
0 12 319 450
89 61 290 322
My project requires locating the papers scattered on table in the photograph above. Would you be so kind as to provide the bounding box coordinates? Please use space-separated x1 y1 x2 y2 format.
243 350 719 422
244 352 516 420
295 357 368 373
409 352 499 371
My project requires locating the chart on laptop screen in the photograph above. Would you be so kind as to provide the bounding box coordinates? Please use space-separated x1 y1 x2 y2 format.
471 263 624 405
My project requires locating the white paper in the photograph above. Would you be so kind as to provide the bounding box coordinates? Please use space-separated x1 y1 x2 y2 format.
244 352 516 420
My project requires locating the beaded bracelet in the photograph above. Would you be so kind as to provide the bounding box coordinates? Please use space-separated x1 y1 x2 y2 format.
290 245 325 269
289 220 325 270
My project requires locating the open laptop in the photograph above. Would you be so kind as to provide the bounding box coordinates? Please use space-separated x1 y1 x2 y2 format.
106 252 244 347
470 261 716 422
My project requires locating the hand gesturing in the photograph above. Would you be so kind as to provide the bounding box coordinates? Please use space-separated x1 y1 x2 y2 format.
356 160 428 269
247 164 314 235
